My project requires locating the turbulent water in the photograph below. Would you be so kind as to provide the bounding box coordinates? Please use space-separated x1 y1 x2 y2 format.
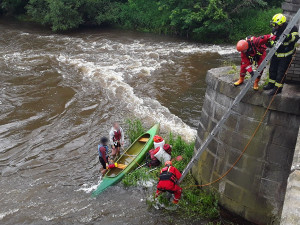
0 19 236 224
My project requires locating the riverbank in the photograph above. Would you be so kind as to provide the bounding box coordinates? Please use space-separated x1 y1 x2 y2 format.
0 0 282 43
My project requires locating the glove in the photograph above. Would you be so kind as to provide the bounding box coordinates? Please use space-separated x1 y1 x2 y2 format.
250 71 254 77
108 164 115 169
284 34 292 42
266 40 275 48
270 34 277 41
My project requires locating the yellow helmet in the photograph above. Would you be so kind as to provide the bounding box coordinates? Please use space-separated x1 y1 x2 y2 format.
270 13 286 27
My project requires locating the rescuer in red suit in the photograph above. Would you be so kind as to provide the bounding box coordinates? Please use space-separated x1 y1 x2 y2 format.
234 34 276 90
155 161 182 204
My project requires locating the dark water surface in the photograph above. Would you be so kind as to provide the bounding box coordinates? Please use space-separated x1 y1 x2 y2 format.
0 19 236 224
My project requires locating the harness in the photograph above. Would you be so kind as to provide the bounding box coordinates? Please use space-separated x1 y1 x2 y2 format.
159 166 177 184
245 36 265 64
98 144 108 158
113 129 121 142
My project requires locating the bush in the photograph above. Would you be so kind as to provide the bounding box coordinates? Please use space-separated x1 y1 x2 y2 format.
26 0 119 31
0 0 29 15
125 118 145 144
229 8 282 42
1 0 286 42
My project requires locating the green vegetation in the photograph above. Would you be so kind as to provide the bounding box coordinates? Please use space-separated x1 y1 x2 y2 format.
122 120 220 220
126 118 145 144
0 0 284 43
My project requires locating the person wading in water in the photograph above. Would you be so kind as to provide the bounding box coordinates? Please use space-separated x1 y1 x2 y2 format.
109 122 125 160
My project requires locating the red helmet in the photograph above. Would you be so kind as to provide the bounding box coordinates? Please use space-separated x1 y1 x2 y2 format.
165 161 172 166
236 40 249 52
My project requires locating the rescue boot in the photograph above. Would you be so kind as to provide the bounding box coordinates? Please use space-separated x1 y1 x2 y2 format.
234 77 244 86
263 82 275 90
268 87 282 96
253 78 260 91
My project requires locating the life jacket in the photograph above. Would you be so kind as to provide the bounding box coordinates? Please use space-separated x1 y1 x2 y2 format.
159 166 177 184
113 129 122 142
98 144 108 158
246 36 266 63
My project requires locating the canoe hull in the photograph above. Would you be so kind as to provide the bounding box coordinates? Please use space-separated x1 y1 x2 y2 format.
92 123 159 197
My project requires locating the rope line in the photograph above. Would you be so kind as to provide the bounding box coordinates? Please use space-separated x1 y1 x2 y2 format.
183 51 297 189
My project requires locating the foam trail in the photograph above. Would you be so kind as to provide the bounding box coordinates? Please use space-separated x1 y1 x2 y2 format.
57 55 196 141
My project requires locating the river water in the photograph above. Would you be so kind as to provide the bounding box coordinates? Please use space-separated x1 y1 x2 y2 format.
0 19 236 224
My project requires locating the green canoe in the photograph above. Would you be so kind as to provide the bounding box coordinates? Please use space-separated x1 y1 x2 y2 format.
92 123 160 197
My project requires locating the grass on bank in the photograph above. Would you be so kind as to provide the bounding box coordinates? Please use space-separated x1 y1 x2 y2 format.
122 119 220 220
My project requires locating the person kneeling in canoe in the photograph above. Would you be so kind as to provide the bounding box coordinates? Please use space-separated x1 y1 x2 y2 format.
98 137 110 176
109 122 125 159
155 161 182 204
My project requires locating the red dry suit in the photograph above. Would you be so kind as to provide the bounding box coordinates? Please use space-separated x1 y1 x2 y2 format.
156 166 182 201
239 35 275 78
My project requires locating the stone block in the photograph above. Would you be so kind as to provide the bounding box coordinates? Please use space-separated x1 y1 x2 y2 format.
218 128 248 151
215 92 233 109
218 194 246 218
223 145 247 170
236 101 267 118
259 178 280 198
199 109 209 130
202 97 214 118
218 128 268 159
282 2 300 12
226 167 255 190
206 86 216 100
252 124 276 145
214 103 238 130
224 182 244 202
244 157 265 176
272 126 298 149
265 94 300 116
207 138 219 155
262 166 290 184
244 207 273 225
266 143 291 166
289 114 300 129
268 111 292 127
242 139 268 159
237 116 262 137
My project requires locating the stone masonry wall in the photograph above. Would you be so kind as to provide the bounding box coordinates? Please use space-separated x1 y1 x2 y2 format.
282 0 300 83
281 128 300 225
192 67 300 224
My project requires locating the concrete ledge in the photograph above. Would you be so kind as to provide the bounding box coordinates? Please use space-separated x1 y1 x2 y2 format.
206 67 300 115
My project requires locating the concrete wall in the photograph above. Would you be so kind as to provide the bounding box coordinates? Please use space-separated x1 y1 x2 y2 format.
282 0 300 83
281 128 300 225
192 67 300 224
286 50 300 83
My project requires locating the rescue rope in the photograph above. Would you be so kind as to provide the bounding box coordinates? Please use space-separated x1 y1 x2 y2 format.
183 50 297 189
